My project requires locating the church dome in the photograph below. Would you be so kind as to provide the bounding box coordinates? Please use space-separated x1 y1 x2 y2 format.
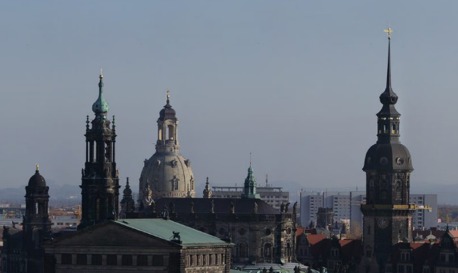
28 167 47 187
139 92 195 204
140 152 194 199
363 143 413 172
159 103 176 121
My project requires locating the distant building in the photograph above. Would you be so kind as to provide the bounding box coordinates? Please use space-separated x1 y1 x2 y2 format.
44 219 233 273
212 176 289 210
299 192 323 227
410 194 438 230
299 191 351 228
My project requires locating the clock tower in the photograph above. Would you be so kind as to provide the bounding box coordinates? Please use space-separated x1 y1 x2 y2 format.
360 30 415 272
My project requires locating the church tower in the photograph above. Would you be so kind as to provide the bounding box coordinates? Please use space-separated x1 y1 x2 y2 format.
361 29 415 272
23 165 51 273
139 91 195 203
120 178 135 218
241 163 260 199
79 73 120 230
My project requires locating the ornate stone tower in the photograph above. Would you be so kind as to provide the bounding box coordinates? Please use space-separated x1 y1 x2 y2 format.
120 178 135 218
23 165 52 273
360 30 415 272
139 92 195 203
241 163 260 199
79 73 119 230
202 177 212 198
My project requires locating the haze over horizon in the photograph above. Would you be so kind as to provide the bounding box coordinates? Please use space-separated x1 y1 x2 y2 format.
1 1 457 204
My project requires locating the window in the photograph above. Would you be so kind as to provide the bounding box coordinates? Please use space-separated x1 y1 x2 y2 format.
152 255 164 266
137 255 148 266
76 254 87 265
122 255 132 266
92 254 102 265
61 254 72 265
107 254 117 265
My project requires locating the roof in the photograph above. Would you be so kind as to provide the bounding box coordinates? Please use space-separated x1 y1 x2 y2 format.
306 234 327 245
155 197 279 215
115 218 228 246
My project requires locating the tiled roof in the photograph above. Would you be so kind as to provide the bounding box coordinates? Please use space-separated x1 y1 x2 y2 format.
115 218 228 246
306 234 327 245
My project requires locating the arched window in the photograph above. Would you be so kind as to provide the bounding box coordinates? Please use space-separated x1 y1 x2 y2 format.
237 243 248 258
264 243 272 257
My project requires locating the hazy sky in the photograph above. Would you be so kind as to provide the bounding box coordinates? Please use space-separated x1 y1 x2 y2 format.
1 1 457 202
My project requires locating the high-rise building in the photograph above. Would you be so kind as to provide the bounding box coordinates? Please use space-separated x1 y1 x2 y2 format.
299 192 323 227
360 31 415 272
79 74 120 230
138 92 195 204
410 194 438 230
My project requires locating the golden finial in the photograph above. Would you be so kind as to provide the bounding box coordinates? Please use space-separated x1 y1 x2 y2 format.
36 164 39 172
384 27 393 40
166 90 170 99
99 68 103 79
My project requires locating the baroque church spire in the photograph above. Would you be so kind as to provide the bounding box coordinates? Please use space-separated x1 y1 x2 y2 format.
203 177 212 198
360 28 415 272
242 156 260 199
79 73 120 230
120 177 135 218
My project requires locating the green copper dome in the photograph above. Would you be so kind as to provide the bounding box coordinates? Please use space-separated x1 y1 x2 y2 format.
92 74 109 115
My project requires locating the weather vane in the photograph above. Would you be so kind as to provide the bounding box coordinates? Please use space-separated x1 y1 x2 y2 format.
384 27 393 40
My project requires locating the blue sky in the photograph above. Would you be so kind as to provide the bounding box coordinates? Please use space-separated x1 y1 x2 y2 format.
0 1 457 202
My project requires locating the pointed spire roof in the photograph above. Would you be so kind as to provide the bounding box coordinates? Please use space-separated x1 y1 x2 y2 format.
92 72 110 115
379 32 398 106
242 157 260 199
203 177 212 198
123 177 132 196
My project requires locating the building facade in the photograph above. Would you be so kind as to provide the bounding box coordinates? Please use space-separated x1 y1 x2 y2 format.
138 166 297 266
44 219 233 273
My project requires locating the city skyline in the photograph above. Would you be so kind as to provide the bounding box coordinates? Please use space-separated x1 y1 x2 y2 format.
0 1 457 203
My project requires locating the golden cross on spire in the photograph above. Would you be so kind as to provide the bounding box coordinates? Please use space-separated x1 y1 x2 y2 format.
99 68 104 79
384 27 393 40
166 90 170 100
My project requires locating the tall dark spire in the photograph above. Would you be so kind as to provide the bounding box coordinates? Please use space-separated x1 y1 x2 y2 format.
376 30 401 144
379 33 398 106
361 28 414 270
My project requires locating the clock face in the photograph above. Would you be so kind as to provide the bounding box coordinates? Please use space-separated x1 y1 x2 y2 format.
396 157 404 165
377 217 390 229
